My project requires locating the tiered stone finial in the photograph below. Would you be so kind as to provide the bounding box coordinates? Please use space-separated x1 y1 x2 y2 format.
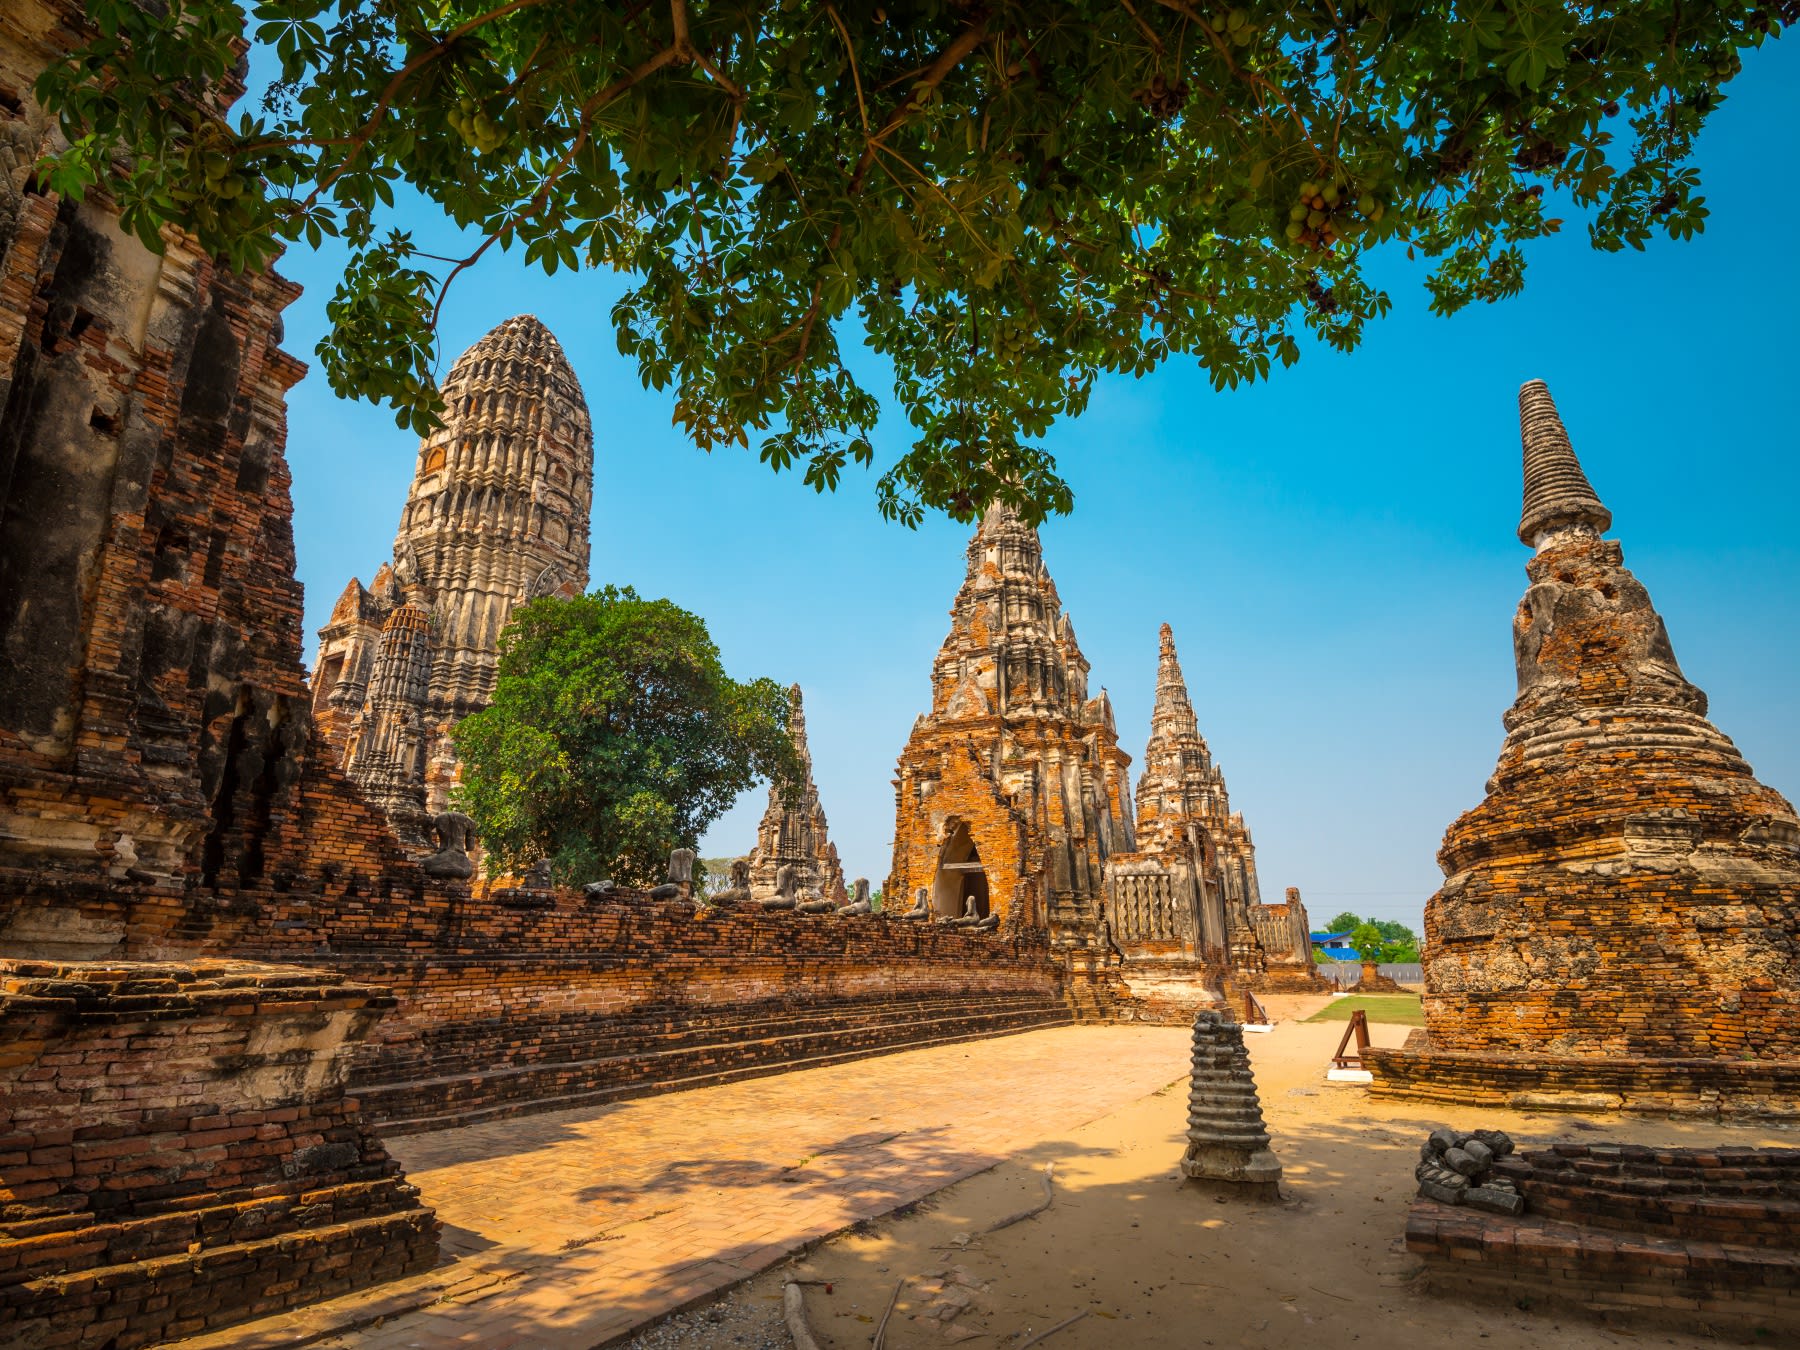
1517 379 1612 546
1383 381 1800 1097
315 315 594 846
747 684 847 907
1181 1011 1282 1199
887 503 1134 954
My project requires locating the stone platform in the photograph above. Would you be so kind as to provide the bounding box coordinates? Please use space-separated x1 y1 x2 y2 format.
1406 1142 1800 1336
1366 1038 1800 1121
0 961 437 1350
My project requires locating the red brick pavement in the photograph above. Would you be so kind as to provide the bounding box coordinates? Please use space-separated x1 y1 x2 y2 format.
175 1024 1191 1350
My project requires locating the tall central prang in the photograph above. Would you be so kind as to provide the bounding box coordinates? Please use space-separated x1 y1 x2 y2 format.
312 315 594 842
887 504 1135 974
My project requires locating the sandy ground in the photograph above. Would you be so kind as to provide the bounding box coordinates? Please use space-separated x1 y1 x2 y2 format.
642 995 1795 1350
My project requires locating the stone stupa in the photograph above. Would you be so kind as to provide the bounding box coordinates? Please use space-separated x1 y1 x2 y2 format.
1367 380 1800 1117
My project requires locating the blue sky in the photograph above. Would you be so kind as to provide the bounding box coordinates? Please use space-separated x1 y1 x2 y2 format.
273 42 1799 937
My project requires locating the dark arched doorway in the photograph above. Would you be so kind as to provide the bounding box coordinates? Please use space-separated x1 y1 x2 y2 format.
932 821 991 920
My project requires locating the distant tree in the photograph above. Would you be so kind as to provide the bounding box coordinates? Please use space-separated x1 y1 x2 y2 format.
1349 921 1388 964
1379 938 1421 963
1325 912 1419 952
453 587 799 887
1372 918 1419 947
869 887 884 913
34 1 1784 523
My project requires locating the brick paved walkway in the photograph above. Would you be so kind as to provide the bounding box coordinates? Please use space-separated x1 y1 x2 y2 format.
181 1024 1191 1350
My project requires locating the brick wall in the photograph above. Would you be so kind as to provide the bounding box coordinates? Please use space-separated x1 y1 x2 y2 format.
252 897 1073 1130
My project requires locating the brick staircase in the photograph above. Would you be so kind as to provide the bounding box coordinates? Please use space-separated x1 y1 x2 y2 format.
356 991 1073 1135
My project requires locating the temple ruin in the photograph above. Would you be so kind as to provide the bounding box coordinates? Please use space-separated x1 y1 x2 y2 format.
886 503 1136 987
1366 380 1800 1116
0 13 1075 1342
313 315 593 844
1102 625 1317 1016
886 509 1313 1011
746 684 847 906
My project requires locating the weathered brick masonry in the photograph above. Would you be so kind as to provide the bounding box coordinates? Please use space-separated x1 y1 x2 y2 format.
1406 1143 1800 1335
312 904 1065 1133
0 4 453 1341
0 962 436 1349
1367 381 1800 1117
887 506 1314 1019
1103 625 1320 1020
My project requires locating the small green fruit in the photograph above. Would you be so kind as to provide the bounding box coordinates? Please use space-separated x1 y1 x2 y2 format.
1357 193 1376 215
1285 221 1304 240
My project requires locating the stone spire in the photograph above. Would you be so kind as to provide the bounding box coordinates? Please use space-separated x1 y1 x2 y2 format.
342 600 434 838
1132 625 1254 901
924 502 1091 720
315 314 595 843
1412 381 1800 1068
747 684 846 906
394 314 593 721
1517 379 1611 546
888 505 1134 949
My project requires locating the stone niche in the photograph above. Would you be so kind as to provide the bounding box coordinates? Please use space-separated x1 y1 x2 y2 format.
1366 381 1800 1118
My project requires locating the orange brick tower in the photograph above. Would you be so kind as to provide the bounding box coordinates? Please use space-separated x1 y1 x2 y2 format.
314 316 593 841
747 684 847 905
1367 381 1800 1116
887 504 1134 974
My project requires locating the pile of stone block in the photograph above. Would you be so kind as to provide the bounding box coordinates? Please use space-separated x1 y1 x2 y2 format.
1415 1126 1523 1215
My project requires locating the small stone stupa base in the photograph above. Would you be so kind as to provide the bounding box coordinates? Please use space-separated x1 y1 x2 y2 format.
1181 1010 1283 1200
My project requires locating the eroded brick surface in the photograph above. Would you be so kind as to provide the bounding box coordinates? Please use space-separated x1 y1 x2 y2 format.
0 961 437 1349
1406 1143 1800 1335
886 505 1141 1009
314 316 593 847
1105 625 1321 1020
1369 382 1800 1116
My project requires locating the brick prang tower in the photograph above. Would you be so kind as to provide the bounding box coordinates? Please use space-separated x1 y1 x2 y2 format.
747 684 847 905
887 503 1135 984
314 315 594 843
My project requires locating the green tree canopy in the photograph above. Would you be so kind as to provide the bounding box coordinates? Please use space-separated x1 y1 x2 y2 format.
452 587 798 886
1324 911 1417 946
37 1 1786 522
1348 920 1387 962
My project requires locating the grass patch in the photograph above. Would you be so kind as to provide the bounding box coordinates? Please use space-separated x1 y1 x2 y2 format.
1303 994 1424 1027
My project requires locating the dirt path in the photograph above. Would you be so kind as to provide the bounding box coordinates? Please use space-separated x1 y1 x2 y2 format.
720 1012 1791 1350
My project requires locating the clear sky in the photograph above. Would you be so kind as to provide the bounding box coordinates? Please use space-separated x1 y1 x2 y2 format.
271 42 1799 938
